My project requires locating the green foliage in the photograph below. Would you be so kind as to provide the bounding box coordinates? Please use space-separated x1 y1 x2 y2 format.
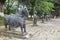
42 2 54 14
4 0 55 16
55 6 60 16
49 0 60 16
20 0 54 15
56 0 60 4
35 1 54 15
4 0 18 14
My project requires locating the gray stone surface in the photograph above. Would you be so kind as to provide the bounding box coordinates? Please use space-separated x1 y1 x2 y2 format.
33 11 38 26
4 5 29 36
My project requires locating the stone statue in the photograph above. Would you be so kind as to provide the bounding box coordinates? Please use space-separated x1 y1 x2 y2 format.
41 14 44 23
4 5 29 36
45 14 49 21
33 11 38 26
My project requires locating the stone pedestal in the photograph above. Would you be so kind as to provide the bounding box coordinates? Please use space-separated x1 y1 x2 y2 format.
0 31 30 39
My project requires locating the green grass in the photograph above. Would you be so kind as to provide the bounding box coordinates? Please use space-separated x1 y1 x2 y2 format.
0 17 4 26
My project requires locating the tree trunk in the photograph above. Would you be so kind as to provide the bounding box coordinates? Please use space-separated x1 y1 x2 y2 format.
0 3 4 17
0 3 3 12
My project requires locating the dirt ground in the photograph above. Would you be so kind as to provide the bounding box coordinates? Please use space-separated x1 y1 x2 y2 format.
0 18 60 40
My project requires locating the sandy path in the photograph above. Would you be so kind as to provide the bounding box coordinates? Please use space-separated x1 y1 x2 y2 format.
0 18 60 40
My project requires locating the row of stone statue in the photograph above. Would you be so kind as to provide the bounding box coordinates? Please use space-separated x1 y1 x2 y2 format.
33 10 56 26
4 5 55 36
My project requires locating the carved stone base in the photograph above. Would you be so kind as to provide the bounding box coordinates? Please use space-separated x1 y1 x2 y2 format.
0 31 30 39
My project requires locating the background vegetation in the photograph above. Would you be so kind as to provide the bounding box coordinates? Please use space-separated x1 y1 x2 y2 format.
3 0 60 16
0 0 60 25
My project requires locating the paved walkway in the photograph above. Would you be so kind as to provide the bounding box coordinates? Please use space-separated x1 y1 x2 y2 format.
0 18 60 40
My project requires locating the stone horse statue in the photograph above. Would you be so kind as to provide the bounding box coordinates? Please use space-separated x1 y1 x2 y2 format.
4 5 29 35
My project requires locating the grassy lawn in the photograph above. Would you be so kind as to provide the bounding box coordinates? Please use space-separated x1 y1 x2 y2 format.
0 17 4 26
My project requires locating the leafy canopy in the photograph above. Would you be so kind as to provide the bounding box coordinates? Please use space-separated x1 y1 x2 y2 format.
4 0 18 14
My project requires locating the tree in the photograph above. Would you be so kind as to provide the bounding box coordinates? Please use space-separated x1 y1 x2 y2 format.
4 0 18 14
0 0 6 12
4 0 54 16
48 0 60 16
34 1 54 22
40 1 54 14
